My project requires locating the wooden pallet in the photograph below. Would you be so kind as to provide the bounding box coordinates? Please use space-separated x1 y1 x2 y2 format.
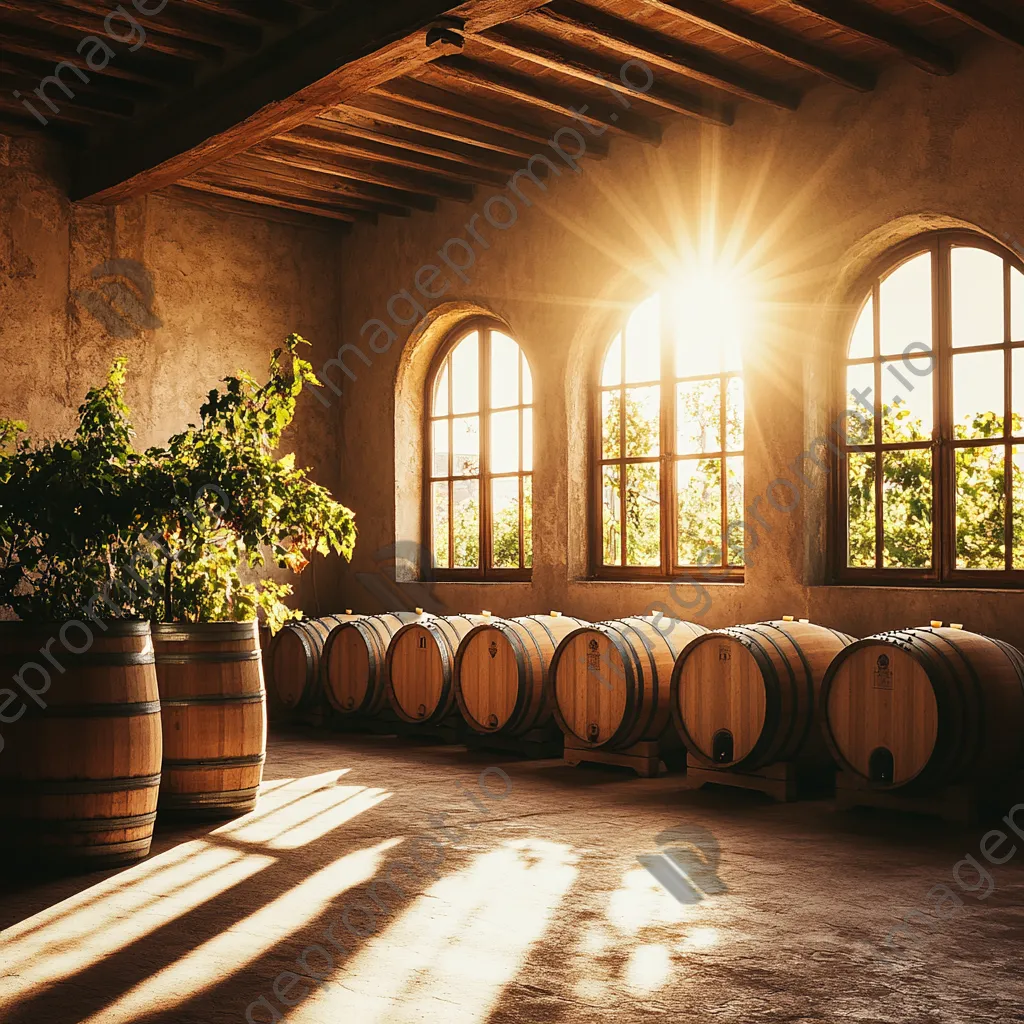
681 757 803 802
834 771 982 825
563 737 675 778
463 726 564 760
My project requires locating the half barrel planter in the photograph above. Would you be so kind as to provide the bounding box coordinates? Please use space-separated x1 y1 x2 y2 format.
0 620 162 870
152 622 266 819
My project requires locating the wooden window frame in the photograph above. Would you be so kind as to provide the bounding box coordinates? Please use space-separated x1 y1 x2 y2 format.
830 229 1024 587
423 317 533 582
589 300 746 582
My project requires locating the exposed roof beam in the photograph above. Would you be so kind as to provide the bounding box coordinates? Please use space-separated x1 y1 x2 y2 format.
782 0 956 75
924 0 1024 51
536 0 801 109
176 179 363 222
158 185 343 232
640 0 878 91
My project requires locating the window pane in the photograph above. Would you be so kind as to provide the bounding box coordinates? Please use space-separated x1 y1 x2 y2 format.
726 377 744 452
880 252 931 356
882 358 932 442
677 379 721 454
452 416 479 477
433 363 449 416
522 354 533 404
1014 349 1024 437
849 295 874 359
491 409 520 474
624 386 660 458
451 332 479 414
1014 448 1024 570
522 407 533 472
453 479 479 568
625 463 661 566
431 419 449 477
956 446 1006 569
845 363 875 444
882 449 932 568
671 287 741 376
523 476 533 569
602 392 620 460
677 459 722 567
603 466 622 566
432 481 449 569
848 452 876 568
491 477 521 569
490 331 520 409
952 247 1004 348
602 334 622 387
1012 268 1024 343
625 294 661 384
727 457 744 566
953 350 1004 440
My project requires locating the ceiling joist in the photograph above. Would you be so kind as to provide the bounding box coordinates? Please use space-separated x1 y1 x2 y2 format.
923 0 1024 52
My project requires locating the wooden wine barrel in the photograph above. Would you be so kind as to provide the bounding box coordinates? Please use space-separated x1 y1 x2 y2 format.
673 620 856 771
153 622 267 818
322 612 422 715
386 614 490 725
268 613 360 711
0 621 162 869
822 626 1024 791
550 617 709 750
454 613 590 735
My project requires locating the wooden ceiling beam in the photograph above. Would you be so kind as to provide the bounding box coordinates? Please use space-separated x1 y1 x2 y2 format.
176 179 364 222
640 0 878 91
923 0 1024 51
0 67 134 119
182 0 302 29
0 53 163 107
782 0 956 75
536 1 800 109
478 24 734 125
158 185 344 232
431 55 665 142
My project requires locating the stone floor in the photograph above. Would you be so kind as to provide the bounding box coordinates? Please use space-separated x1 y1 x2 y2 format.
2 729 1023 1024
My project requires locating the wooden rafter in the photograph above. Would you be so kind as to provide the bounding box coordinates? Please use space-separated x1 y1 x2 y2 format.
923 0 1024 51
177 179 364 222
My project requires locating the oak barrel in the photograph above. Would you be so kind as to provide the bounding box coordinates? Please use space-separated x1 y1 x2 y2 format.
322 612 422 715
268 613 360 711
0 621 162 869
386 614 490 725
822 626 1024 791
550 616 709 750
672 620 856 771
153 621 266 818
454 613 590 735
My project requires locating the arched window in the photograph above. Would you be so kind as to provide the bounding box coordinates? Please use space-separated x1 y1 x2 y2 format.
835 231 1024 583
594 277 745 578
426 320 533 579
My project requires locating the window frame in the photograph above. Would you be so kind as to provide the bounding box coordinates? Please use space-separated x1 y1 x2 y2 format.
423 317 533 582
589 298 746 582
830 229 1024 587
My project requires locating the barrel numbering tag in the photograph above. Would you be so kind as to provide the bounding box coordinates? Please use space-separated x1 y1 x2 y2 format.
587 638 601 671
418 636 428 650
873 654 893 690
488 641 498 660
719 645 731 662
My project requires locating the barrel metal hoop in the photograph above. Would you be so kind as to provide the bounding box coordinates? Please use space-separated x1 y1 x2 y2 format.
155 651 261 664
742 624 805 765
0 773 162 795
0 652 155 668
160 692 265 707
159 786 260 807
163 753 267 770
23 700 162 719
10 811 159 833
151 623 257 642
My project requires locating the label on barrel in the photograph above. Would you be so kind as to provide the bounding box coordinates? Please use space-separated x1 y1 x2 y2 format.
719 645 731 662
418 636 427 650
874 654 893 690
488 641 498 660
587 638 600 671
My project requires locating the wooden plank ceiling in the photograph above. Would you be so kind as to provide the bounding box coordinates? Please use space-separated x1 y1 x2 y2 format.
1 0 1023 228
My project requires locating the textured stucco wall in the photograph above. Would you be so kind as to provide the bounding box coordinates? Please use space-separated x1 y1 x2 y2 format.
328 39 1024 647
0 133 347 615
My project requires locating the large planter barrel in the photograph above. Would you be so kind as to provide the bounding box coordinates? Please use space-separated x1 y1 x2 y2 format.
152 621 266 818
454 613 590 736
672 619 856 771
268 613 359 712
0 620 162 869
822 626 1024 791
322 612 421 716
550 616 709 750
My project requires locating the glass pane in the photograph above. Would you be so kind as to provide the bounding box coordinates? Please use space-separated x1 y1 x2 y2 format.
880 252 931 356
523 476 533 569
432 481 449 569
953 350 1004 440
522 407 533 471
522 354 533 404
625 463 661 567
431 419 449 477
490 331 520 409
1012 268 1024 343
677 459 722 567
433 363 449 416
952 247 1004 348
882 357 932 442
1014 349 1024 437
603 466 622 566
451 332 479 414
625 293 662 384
849 295 874 359
624 386 660 457
602 391 620 460
726 377 744 452
490 409 520 474
956 446 1005 570
671 284 742 376
491 477 520 569
847 452 876 568
452 479 479 568
677 379 721 454
727 457 744 566
452 416 479 477
1014 448 1024 569
882 449 932 568
845 363 875 444
602 334 622 387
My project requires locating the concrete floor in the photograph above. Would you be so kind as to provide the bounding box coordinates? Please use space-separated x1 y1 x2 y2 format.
2 730 1023 1024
